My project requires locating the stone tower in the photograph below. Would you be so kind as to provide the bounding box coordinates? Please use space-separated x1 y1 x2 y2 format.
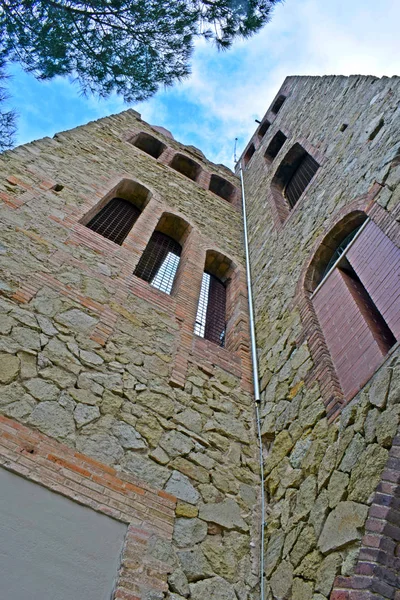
0 110 259 599
239 74 400 599
0 74 400 600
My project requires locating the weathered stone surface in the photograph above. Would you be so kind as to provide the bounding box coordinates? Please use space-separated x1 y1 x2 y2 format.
0 353 19 384
122 452 170 487
292 578 313 600
168 569 189 597
173 518 208 547
189 576 237 600
29 401 75 438
80 349 104 366
38 366 76 388
315 552 340 596
73 404 100 427
290 526 317 568
160 430 194 458
309 490 329 538
376 407 400 447
318 502 369 553
24 378 59 401
201 532 248 583
77 432 124 465
174 408 203 434
69 387 100 405
176 502 198 518
178 547 213 582
136 391 175 418
290 437 312 469
265 531 285 577
165 471 200 505
270 560 294 599
171 457 210 484
369 367 390 408
348 444 389 503
56 309 98 332
294 550 323 580
327 471 349 508
12 327 41 351
112 421 147 449
199 498 248 532
265 430 294 474
204 413 249 443
339 434 366 473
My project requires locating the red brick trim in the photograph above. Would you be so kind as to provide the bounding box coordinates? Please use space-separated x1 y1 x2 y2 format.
0 415 176 600
330 431 400 600
295 185 400 420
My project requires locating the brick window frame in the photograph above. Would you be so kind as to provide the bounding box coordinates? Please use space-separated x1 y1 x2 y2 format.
269 142 320 227
0 415 176 600
80 179 151 245
169 153 202 182
132 211 192 297
129 131 167 159
209 174 237 204
297 190 400 420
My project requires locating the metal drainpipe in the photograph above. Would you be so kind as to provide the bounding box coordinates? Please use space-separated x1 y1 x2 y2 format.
239 166 265 600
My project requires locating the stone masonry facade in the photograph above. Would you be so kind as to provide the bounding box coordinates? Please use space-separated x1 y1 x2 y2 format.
0 110 259 600
240 75 400 599
1 74 400 600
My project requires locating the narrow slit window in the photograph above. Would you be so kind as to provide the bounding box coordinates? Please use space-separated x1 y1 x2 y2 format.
86 198 141 245
243 143 256 167
258 120 271 141
134 232 182 295
285 153 319 208
271 94 286 114
194 272 226 347
265 131 287 162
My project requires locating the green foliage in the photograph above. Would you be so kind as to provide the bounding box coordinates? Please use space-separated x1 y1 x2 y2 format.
0 57 16 151
0 0 281 102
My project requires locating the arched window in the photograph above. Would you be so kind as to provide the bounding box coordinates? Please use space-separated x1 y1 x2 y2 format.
310 215 400 400
257 120 271 141
130 132 166 159
270 143 319 224
134 213 190 295
82 179 150 245
194 251 232 347
209 175 236 203
170 153 202 182
264 131 287 163
243 143 256 167
271 94 286 114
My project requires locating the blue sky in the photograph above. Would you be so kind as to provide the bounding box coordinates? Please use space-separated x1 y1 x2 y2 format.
6 0 400 168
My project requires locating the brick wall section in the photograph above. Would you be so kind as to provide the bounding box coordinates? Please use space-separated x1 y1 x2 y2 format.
0 414 176 600
330 431 400 600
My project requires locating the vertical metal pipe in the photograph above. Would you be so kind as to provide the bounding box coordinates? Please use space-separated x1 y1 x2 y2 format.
239 166 265 600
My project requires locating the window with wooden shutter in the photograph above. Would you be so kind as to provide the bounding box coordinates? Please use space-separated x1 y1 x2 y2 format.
311 219 399 400
284 153 319 208
86 198 141 245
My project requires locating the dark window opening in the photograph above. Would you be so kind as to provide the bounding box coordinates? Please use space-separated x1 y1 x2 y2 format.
209 175 236 203
130 132 166 159
86 198 141 245
321 226 363 280
284 153 319 208
271 94 286 114
258 120 271 141
194 272 226 347
265 131 287 162
170 154 201 181
339 258 396 354
243 143 256 167
134 232 182 295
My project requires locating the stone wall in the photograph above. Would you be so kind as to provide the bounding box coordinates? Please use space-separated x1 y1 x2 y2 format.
0 110 260 600
241 75 400 599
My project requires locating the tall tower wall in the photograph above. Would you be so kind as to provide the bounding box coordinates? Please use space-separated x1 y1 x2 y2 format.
0 110 260 599
241 75 400 599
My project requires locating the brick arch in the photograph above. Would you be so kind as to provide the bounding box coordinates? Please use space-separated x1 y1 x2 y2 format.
330 429 400 600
